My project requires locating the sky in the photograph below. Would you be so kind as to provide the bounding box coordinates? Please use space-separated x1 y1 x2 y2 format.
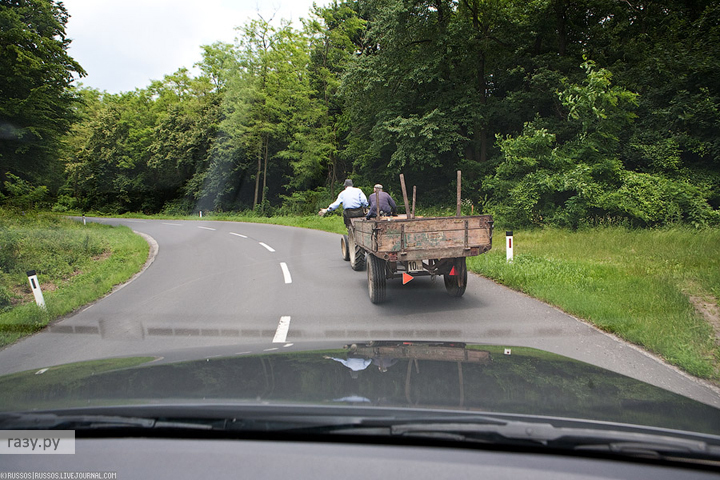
61 0 324 94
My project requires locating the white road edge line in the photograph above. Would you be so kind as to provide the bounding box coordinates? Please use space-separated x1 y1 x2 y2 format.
198 226 216 231
272 316 291 343
259 242 275 252
280 262 292 284
229 232 247 238
162 223 183 226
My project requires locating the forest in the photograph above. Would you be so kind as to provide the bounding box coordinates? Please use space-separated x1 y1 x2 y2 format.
1 0 719 228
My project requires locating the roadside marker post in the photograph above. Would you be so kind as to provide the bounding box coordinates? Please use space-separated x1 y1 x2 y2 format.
26 270 46 310
506 231 514 263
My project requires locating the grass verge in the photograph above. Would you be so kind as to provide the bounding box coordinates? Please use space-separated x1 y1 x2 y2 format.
0 211 149 348
469 227 720 380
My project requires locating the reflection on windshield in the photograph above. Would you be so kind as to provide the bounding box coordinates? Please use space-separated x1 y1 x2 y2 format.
2 342 718 436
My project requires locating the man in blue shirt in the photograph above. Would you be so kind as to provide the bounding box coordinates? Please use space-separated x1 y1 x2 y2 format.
320 179 369 228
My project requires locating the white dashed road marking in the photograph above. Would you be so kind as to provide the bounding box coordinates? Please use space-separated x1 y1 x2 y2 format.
259 242 275 252
280 263 292 284
273 316 291 343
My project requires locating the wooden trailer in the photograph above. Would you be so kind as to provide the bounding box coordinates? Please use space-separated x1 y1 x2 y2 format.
339 172 493 303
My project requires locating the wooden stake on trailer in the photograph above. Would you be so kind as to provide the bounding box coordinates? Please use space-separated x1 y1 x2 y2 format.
411 186 417 219
400 174 411 219
376 188 381 218
456 170 462 216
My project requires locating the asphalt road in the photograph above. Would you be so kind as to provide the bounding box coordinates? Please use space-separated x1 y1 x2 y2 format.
1 217 719 408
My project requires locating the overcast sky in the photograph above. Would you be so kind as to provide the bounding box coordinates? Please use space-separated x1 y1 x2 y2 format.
61 0 323 94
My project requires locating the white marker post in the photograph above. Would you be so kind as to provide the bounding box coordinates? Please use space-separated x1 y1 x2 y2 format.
26 270 46 310
82 214 86 225
506 231 514 263
199 210 203 218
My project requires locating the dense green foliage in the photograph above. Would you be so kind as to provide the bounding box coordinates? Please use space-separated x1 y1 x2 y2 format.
2 0 719 227
0 0 85 191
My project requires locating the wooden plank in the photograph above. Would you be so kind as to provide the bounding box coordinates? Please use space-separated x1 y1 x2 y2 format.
456 170 462 216
352 215 493 259
400 174 411 219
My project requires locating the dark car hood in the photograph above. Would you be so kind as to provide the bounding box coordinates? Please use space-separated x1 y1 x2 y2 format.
1 341 719 435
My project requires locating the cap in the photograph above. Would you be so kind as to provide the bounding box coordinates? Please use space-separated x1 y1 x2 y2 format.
344 179 353 187
374 184 383 189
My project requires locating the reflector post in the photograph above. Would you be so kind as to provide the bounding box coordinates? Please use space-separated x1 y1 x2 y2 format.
506 231 514 263
26 270 46 310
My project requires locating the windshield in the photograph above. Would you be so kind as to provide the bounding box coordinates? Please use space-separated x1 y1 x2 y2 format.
1 0 719 473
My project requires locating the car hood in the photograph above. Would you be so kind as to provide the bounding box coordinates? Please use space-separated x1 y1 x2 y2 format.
0 341 718 435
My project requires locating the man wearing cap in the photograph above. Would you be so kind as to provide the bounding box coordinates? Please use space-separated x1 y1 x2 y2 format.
319 179 368 228
366 184 397 219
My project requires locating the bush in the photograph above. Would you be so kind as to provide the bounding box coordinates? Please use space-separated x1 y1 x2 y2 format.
277 187 334 216
0 228 19 273
601 172 720 227
0 285 13 312
161 198 195 216
1 173 48 210
52 194 79 213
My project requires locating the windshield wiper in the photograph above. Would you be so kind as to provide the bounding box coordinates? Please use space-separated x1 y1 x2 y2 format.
4 410 719 465
369 420 720 464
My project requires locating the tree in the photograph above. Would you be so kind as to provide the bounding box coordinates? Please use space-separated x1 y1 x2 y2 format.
300 1 366 195
340 0 524 201
489 61 719 227
145 71 222 213
196 42 237 93
0 0 85 192
203 17 314 213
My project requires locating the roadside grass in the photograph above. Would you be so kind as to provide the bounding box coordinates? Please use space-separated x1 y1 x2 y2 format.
0 211 149 348
469 227 720 380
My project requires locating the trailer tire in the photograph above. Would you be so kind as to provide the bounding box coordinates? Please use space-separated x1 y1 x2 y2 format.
368 255 387 304
341 235 350 261
349 235 366 271
444 257 467 297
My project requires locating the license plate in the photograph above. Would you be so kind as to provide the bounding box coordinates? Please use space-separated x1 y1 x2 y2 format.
407 261 424 273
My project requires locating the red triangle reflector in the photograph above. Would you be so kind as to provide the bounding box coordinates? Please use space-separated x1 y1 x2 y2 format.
402 273 413 285
449 266 457 276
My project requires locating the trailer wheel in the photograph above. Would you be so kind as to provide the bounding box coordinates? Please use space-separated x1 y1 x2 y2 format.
341 235 350 261
444 257 467 297
368 255 387 304
349 235 366 271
